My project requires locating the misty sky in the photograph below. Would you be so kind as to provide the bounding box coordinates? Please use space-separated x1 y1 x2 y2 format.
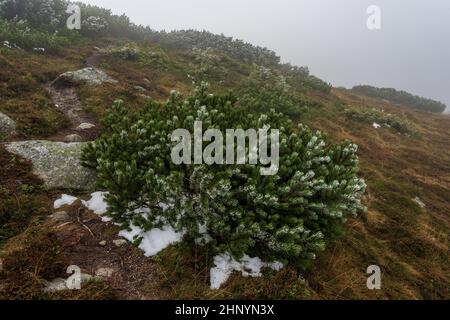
78 0 450 113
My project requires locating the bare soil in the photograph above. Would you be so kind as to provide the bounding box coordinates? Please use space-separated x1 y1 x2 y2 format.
51 201 171 299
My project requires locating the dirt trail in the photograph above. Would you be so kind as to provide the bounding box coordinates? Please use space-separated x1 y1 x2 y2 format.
45 84 99 141
43 50 170 299
51 201 170 299
45 49 102 142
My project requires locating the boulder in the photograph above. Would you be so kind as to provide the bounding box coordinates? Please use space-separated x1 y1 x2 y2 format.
0 111 16 137
4 140 96 190
52 67 118 86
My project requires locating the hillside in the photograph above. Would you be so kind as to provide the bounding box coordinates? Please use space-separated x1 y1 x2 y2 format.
0 1 449 300
351 85 447 114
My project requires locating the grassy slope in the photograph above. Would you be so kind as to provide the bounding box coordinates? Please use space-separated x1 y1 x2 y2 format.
0 40 448 300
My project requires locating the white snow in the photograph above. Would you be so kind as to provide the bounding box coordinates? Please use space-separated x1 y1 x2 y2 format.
54 194 78 209
82 192 111 221
118 224 143 242
140 226 183 256
373 122 381 129
210 253 284 289
53 192 285 288
412 196 426 208
119 223 183 256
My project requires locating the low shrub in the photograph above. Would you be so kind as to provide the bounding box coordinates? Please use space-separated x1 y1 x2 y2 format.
344 107 412 134
0 19 79 53
82 83 366 268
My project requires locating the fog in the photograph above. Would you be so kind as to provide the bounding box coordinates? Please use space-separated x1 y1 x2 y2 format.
78 0 450 113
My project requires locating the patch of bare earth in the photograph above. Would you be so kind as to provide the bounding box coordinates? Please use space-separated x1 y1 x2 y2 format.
45 84 99 141
50 200 171 300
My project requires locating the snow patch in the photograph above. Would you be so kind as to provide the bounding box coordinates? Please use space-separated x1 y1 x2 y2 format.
412 196 426 208
54 194 78 209
119 224 184 257
53 192 183 255
210 253 284 289
82 192 111 221
54 192 284 288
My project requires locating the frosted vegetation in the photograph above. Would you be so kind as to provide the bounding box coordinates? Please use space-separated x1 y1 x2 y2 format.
81 83 366 269
352 85 446 113
0 0 331 93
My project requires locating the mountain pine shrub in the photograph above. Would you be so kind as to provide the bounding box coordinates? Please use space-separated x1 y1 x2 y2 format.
352 85 447 113
239 66 323 117
82 83 366 268
344 107 412 134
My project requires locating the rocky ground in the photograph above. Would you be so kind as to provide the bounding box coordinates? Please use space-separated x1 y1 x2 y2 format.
0 48 173 299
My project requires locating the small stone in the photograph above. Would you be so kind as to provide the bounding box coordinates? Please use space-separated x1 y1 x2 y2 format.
99 240 107 246
77 123 96 130
49 211 71 223
134 85 146 92
412 196 426 208
95 267 115 278
112 239 127 247
64 134 83 143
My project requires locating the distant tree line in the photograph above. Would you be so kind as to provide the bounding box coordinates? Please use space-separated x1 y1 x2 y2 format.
0 0 278 65
352 85 446 113
0 0 331 92
153 29 280 67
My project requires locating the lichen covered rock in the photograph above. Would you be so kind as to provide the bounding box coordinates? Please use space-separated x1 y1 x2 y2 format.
52 67 118 86
0 111 16 137
4 140 96 190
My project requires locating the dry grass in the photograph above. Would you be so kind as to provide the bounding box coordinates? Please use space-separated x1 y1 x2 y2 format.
0 41 448 300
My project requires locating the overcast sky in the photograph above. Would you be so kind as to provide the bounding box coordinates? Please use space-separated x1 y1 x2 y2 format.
78 0 450 113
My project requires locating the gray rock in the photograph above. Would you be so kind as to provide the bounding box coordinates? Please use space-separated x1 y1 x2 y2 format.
0 111 16 137
4 140 96 190
99 240 107 246
112 239 127 247
95 267 115 278
52 67 118 86
64 134 83 143
77 123 96 130
49 211 71 223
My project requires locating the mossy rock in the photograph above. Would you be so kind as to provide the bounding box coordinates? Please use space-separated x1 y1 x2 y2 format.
4 140 96 190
